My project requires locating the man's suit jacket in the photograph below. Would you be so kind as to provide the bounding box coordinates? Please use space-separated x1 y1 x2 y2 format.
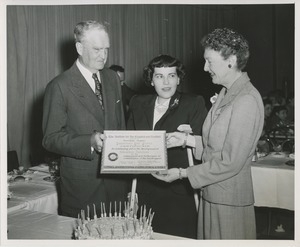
187 72 264 206
42 62 127 217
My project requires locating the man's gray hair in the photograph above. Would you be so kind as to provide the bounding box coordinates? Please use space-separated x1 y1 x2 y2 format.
74 20 108 43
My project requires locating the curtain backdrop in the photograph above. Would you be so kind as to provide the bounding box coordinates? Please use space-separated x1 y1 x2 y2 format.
7 4 294 167
7 5 235 167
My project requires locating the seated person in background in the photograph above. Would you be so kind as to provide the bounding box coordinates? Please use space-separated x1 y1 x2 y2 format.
127 54 207 239
285 93 294 123
270 105 289 129
267 89 286 107
109 65 136 121
261 98 273 137
269 105 294 139
257 98 273 153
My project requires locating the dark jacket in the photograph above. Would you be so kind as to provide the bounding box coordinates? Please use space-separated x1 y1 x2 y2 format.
42 62 128 217
127 91 207 238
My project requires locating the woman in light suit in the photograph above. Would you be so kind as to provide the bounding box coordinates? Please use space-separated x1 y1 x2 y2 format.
153 28 264 239
127 55 207 238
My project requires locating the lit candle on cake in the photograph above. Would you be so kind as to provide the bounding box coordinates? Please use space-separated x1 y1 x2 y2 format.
143 205 146 218
103 202 107 217
77 213 82 228
109 202 112 217
119 201 121 217
149 212 155 226
143 216 147 230
139 205 143 224
124 201 127 217
81 209 85 224
100 202 103 217
147 208 152 223
87 205 90 221
93 203 97 219
114 201 117 217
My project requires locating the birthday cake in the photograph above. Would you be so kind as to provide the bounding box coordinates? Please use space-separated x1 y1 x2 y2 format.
74 202 154 240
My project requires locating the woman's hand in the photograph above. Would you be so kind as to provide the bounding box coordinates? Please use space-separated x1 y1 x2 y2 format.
166 132 186 148
152 168 182 183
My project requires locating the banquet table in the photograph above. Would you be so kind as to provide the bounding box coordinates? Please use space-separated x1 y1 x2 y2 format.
7 154 294 216
7 164 59 214
7 209 190 240
251 154 294 211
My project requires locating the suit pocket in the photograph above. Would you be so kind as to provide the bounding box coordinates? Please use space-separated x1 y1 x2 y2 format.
61 158 99 180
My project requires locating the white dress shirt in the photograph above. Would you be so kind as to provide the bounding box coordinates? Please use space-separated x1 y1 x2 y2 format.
76 59 100 92
152 97 170 129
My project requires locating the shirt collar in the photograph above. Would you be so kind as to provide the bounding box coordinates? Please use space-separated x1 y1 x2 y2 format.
76 59 99 81
155 97 170 109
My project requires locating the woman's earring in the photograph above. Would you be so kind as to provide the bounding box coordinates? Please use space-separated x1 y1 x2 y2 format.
228 64 232 68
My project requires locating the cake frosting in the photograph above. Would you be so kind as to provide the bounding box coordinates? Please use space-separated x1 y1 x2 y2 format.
74 202 154 240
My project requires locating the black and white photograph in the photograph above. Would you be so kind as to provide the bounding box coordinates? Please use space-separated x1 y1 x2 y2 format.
0 0 298 246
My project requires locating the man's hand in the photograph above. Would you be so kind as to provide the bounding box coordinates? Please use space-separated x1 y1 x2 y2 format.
91 131 105 153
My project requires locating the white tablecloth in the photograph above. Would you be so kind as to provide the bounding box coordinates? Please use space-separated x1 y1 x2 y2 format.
251 155 294 211
8 165 59 214
7 209 189 240
7 157 294 216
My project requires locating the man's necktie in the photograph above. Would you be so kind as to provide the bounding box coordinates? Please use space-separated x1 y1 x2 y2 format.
92 73 104 109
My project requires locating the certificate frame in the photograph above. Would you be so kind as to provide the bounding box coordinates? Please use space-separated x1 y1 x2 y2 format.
100 130 168 174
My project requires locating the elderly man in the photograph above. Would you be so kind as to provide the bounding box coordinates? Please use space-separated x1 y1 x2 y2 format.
42 20 128 217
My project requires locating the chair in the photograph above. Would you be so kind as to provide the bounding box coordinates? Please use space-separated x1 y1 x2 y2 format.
7 150 20 172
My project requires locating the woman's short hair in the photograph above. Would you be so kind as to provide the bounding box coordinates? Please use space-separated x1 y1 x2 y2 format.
143 55 185 87
201 27 250 71
74 20 108 43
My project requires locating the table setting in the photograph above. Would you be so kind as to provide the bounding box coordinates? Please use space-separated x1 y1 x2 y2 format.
251 135 295 211
7 163 60 214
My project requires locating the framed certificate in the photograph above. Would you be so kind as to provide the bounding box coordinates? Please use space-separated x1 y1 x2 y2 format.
100 130 168 173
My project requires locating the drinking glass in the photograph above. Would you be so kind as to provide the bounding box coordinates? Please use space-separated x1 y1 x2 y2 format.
43 160 60 182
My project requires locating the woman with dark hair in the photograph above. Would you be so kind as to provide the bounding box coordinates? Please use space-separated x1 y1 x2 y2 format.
153 28 264 239
127 54 207 238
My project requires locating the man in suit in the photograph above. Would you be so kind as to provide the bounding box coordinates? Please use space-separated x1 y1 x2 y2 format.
109 65 136 122
42 20 128 217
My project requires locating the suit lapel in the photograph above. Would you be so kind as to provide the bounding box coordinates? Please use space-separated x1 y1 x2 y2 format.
212 73 249 122
211 87 226 122
143 96 156 129
69 64 104 125
154 92 181 129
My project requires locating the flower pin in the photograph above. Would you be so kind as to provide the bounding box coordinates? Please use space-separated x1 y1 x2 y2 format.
210 93 218 104
170 98 179 108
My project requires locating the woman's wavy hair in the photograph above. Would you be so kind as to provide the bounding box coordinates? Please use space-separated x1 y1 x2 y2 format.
143 55 185 87
201 28 250 71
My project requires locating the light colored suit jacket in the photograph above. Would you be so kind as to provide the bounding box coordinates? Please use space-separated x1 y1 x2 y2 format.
187 73 264 206
42 62 127 216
